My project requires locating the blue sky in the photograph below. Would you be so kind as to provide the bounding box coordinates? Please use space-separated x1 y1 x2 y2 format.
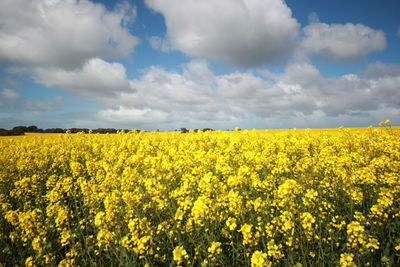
0 0 399 130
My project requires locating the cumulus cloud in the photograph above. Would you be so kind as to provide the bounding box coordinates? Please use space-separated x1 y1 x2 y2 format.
145 0 299 67
97 107 169 124
362 61 400 78
96 61 233 128
94 60 400 129
104 64 217 112
301 20 386 62
183 60 215 84
0 88 21 99
31 58 131 97
0 0 139 69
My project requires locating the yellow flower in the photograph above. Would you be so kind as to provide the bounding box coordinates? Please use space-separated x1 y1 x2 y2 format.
173 245 188 265
207 241 222 255
226 217 237 231
267 239 284 259
251 250 270 267
239 224 254 245
381 256 391 266
340 253 356 267
25 256 34 267
58 258 75 267
174 207 185 221
301 212 315 229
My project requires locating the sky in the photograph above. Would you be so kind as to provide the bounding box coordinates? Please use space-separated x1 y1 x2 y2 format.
0 0 399 130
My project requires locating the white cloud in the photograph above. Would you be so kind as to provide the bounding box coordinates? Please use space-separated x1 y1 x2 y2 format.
183 60 215 84
96 61 233 128
0 0 139 69
109 64 217 112
31 58 131 97
145 0 299 67
275 61 321 87
97 107 169 124
362 61 400 78
0 88 21 99
94 60 400 129
301 22 386 62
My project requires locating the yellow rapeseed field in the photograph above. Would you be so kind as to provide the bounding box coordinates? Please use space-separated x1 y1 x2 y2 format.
1 125 399 266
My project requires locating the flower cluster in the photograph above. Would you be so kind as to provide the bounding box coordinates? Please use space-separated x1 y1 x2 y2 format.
0 127 399 266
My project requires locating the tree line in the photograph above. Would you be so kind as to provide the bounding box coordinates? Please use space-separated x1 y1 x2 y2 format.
0 126 217 136
0 126 137 136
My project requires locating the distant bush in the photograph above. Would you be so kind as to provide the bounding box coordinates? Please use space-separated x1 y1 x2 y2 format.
1 128 25 136
26 125 43 132
179 128 214 133
180 128 189 133
202 128 214 132
0 129 9 136
43 128 65 133
92 128 118 134
0 126 143 135
12 126 28 132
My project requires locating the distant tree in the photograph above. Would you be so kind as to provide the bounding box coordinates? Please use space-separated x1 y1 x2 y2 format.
13 126 28 132
91 128 118 134
180 128 189 133
129 129 139 134
43 128 65 133
0 129 8 136
68 128 89 133
9 128 24 136
27 125 38 132
202 128 214 132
